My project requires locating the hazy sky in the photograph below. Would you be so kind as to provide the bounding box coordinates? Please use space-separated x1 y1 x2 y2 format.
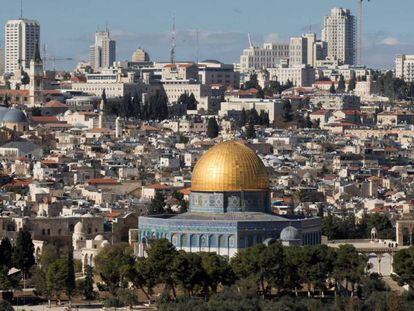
0 0 412 70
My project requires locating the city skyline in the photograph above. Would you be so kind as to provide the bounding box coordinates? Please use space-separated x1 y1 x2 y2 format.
0 0 412 70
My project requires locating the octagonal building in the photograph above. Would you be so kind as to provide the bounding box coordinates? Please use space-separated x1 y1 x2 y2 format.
137 140 321 257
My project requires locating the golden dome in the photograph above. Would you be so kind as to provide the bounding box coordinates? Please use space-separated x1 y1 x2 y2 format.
191 140 269 192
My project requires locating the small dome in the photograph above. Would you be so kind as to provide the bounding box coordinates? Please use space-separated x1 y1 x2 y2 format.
0 107 9 121
94 234 104 241
101 240 110 247
280 226 300 241
74 221 84 234
3 109 28 123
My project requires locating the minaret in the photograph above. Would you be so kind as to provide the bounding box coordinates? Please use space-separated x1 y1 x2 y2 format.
115 117 122 138
98 99 105 128
29 41 43 107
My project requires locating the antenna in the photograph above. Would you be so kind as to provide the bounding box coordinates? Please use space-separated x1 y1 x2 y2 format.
196 29 199 63
105 20 109 34
20 0 23 19
170 15 176 64
248 33 253 48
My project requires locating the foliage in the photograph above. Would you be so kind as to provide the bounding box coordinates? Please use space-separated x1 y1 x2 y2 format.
178 92 198 110
66 248 76 300
393 247 414 288
94 243 134 294
0 237 13 268
348 75 356 92
245 123 255 139
329 82 336 94
372 71 414 101
322 212 395 240
148 192 167 215
83 265 95 300
206 117 220 139
0 301 14 311
282 100 293 122
12 227 35 277
337 75 346 93
46 258 68 300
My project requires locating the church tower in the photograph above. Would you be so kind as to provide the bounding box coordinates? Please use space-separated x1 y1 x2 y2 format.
29 42 43 107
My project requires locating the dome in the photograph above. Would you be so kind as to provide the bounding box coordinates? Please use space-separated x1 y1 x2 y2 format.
3 109 27 123
191 140 269 192
280 226 300 241
94 234 104 241
0 107 9 121
74 221 84 234
101 240 110 247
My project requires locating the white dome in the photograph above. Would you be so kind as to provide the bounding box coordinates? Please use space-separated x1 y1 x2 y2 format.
101 240 110 247
280 226 300 241
94 234 104 241
74 221 84 234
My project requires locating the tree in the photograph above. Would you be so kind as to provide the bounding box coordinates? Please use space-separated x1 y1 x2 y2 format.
248 108 260 125
329 82 336 94
348 76 356 92
12 227 35 280
231 243 267 295
129 257 156 301
3 95 10 108
282 100 293 122
94 243 133 294
148 192 166 215
188 93 198 110
0 301 14 311
172 251 205 297
146 239 178 299
200 252 235 294
245 123 256 139
333 244 367 295
337 75 346 93
393 247 414 288
83 265 95 300
207 117 219 139
0 237 13 269
66 248 76 303
46 258 68 302
238 108 247 127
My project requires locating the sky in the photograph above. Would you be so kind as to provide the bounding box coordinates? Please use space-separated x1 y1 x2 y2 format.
0 0 413 70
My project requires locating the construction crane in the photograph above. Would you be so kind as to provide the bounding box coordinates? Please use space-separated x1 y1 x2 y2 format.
358 0 371 65
42 44 73 70
44 56 73 71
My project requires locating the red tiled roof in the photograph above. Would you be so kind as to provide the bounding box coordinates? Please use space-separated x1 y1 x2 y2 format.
87 178 118 185
145 183 170 190
31 116 59 123
45 100 67 108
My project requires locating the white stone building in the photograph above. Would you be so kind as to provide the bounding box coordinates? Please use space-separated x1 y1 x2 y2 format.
322 8 356 65
240 43 289 72
89 31 116 70
396 55 414 82
4 19 40 73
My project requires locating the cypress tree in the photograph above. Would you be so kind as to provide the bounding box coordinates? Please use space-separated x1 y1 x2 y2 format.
0 237 13 269
12 227 35 280
83 265 95 300
207 117 220 139
66 248 76 303
245 123 256 139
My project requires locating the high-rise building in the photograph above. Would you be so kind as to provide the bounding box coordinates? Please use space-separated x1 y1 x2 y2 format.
322 8 356 65
289 37 308 66
4 19 40 74
131 48 150 62
89 31 116 70
396 55 414 82
239 43 289 72
0 47 4 76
